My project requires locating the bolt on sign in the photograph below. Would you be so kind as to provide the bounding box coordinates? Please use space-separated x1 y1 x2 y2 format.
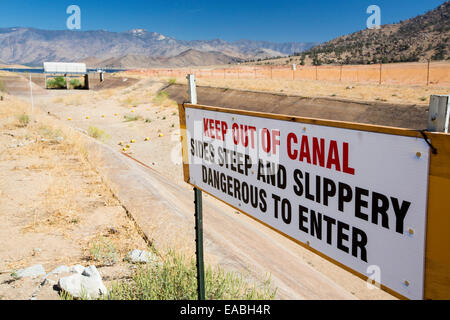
178 103 443 300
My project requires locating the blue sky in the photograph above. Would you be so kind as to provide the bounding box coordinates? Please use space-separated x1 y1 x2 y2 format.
0 0 446 42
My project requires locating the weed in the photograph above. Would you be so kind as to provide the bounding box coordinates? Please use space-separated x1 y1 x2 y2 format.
152 91 176 107
89 236 118 266
123 114 143 122
87 126 110 142
168 78 177 85
0 80 6 93
105 251 277 300
17 113 30 127
39 126 63 140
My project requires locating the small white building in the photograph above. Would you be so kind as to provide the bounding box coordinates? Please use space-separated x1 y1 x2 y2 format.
43 62 89 89
43 62 87 74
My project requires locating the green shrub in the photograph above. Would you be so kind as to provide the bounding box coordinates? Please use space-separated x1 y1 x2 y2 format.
69 78 83 89
106 251 277 300
47 76 67 89
17 113 30 127
168 78 177 85
89 236 118 266
123 114 143 122
87 126 110 141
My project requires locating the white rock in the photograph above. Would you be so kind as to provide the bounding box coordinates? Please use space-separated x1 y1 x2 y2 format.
82 265 101 280
58 273 107 299
126 249 156 264
69 265 85 274
41 265 70 282
51 265 69 275
15 264 46 279
41 278 56 287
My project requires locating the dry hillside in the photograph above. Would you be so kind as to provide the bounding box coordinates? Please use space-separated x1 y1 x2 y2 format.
246 2 450 66
304 2 450 65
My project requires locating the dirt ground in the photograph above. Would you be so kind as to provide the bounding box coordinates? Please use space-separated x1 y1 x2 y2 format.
0 94 148 300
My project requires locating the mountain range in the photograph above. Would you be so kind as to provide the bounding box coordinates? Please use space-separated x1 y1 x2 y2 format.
0 27 316 68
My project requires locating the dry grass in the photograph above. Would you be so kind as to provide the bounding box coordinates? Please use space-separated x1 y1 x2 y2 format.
197 78 450 105
119 89 153 107
0 94 29 118
152 90 177 108
1 95 147 265
52 93 94 106
116 79 177 108
138 74 448 105
98 88 116 99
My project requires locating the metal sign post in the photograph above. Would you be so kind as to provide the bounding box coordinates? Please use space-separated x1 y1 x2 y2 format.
187 74 205 300
194 187 205 300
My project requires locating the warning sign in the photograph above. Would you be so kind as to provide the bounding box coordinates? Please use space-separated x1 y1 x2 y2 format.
181 105 430 300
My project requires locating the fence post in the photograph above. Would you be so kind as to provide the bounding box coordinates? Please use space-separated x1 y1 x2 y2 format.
187 74 198 105
379 63 382 85
339 65 343 82
427 60 431 86
428 95 450 133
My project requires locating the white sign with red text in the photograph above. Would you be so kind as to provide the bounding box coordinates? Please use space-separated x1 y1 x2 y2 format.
184 107 430 300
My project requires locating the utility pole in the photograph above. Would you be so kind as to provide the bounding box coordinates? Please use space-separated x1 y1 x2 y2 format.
29 74 34 115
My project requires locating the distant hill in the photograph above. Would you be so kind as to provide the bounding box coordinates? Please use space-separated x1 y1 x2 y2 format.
86 49 241 69
0 27 316 67
301 2 450 65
